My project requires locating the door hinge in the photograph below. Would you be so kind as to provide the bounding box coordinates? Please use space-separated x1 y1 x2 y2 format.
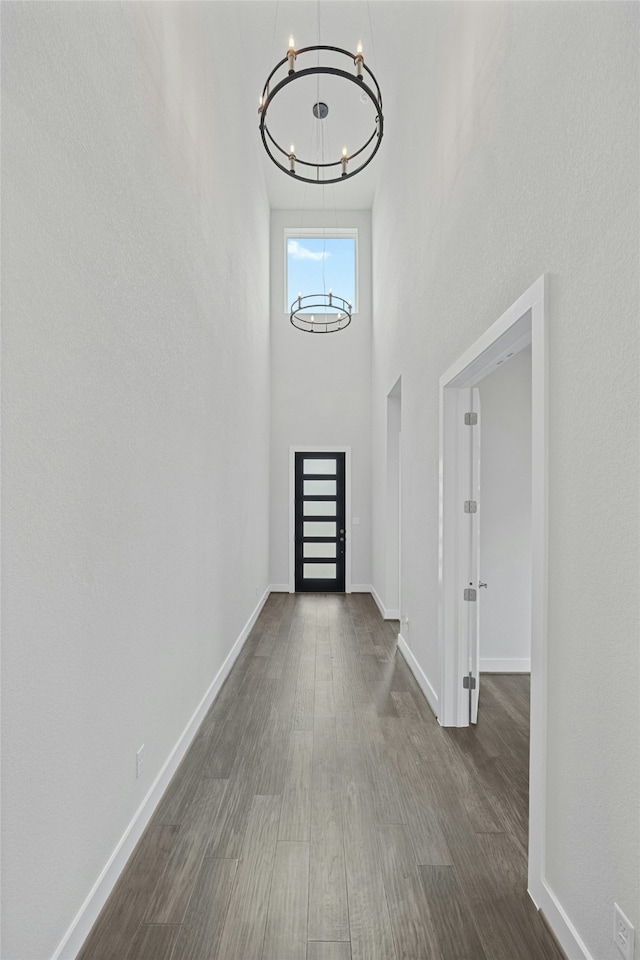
463 673 477 690
464 500 477 514
463 588 477 601
464 412 478 425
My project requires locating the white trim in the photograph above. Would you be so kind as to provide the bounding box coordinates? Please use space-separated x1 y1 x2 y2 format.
350 583 372 593
289 446 352 593
480 658 531 673
535 881 595 960
52 588 271 960
397 634 439 717
371 584 385 616
370 586 400 620
436 274 549 928
269 583 291 593
371 584 400 619
527 274 549 906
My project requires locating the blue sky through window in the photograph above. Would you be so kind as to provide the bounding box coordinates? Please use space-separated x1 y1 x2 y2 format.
287 236 356 314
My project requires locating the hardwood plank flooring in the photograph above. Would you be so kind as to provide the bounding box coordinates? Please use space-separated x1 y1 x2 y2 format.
308 719 350 943
125 924 180 960
307 943 352 960
262 841 309 960
214 794 282 959
171 858 237 960
78 593 564 960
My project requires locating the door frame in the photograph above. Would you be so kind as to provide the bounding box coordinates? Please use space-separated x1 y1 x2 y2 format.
437 274 548 905
289 446 352 594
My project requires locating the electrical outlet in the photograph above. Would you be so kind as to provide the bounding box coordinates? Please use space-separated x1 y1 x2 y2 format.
136 745 145 779
614 903 635 960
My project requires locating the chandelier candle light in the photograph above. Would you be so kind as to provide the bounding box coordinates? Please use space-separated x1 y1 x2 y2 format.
258 37 384 185
287 36 296 74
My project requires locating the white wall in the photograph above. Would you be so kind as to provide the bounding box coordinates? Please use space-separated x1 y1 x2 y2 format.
383 385 401 616
1 4 270 958
370 4 639 960
270 210 372 590
478 346 532 671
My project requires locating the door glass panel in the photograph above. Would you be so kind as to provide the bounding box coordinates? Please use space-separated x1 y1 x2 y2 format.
303 563 337 579
304 542 337 558
304 479 336 496
303 500 336 517
303 521 336 538
303 458 336 475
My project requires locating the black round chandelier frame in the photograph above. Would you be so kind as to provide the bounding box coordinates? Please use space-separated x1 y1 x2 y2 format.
259 44 384 186
290 292 353 334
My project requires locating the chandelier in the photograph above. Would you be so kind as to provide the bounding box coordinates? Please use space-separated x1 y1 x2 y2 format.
258 40 384 185
290 292 352 334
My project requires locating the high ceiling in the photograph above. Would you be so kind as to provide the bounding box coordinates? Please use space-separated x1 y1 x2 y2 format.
234 1 415 210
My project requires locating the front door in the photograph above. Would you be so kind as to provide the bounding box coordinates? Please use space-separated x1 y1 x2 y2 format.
295 452 346 592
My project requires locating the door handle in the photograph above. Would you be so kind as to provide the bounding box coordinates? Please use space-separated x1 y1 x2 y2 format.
478 581 488 589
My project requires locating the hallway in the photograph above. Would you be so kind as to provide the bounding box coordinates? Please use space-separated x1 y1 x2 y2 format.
79 594 563 960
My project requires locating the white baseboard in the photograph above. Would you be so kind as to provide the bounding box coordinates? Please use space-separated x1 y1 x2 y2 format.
52 587 271 960
480 657 531 673
533 879 594 960
371 584 385 616
370 584 400 620
397 633 439 718
350 583 372 593
269 583 291 593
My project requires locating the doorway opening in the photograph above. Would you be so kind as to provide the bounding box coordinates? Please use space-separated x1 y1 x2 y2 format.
437 275 547 904
478 346 532 675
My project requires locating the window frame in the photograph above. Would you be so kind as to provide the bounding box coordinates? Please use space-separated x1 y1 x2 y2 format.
283 228 359 316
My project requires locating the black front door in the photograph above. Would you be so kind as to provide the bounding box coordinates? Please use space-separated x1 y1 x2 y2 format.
295 452 346 592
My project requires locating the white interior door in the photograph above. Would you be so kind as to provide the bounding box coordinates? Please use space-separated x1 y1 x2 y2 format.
454 387 481 724
468 387 481 723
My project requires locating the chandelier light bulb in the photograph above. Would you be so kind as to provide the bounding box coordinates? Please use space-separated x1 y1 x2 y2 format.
287 36 296 74
355 41 364 79
341 148 349 176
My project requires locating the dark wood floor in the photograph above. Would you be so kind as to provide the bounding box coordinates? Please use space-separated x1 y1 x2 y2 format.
79 593 564 960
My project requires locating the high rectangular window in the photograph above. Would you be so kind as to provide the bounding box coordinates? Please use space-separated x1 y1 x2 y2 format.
285 229 357 314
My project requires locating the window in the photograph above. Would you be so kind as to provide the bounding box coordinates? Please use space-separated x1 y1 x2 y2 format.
285 229 358 314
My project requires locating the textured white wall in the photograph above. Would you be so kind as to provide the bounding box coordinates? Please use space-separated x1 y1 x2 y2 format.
1 4 270 958
269 210 372 589
371 3 639 959
478 346 532 669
